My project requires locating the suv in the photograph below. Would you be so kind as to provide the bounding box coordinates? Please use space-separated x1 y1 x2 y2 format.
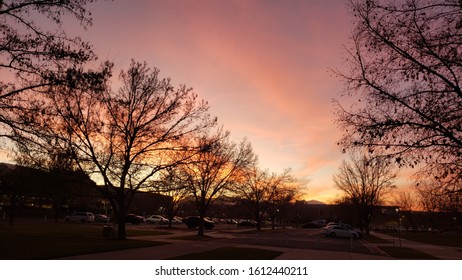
183 216 214 230
65 212 95 223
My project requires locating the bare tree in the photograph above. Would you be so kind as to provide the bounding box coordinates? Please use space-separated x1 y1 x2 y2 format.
0 163 36 225
391 189 419 231
234 165 294 231
416 178 462 229
415 181 443 229
176 129 256 236
334 0 462 188
151 168 190 227
333 152 397 234
269 180 299 230
12 60 216 239
1 0 101 134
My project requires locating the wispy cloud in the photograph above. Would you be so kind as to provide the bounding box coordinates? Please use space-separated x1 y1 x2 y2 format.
79 0 352 202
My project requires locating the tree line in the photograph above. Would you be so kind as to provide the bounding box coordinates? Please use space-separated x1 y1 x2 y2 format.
4 0 462 238
0 0 301 239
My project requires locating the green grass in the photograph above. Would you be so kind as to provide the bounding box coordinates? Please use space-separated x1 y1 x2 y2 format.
169 246 282 260
0 223 168 259
386 231 462 247
378 246 439 259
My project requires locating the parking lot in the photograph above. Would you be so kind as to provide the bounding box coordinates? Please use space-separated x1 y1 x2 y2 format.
207 227 372 255
122 222 374 256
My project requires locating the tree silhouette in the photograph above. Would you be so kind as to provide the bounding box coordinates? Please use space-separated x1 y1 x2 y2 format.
151 168 190 228
234 165 294 231
176 129 256 236
1 0 101 134
334 0 462 190
12 60 216 239
333 152 396 234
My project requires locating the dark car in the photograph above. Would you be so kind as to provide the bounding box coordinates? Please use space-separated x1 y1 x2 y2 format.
238 220 257 227
183 216 214 230
95 214 110 223
125 214 145 225
301 222 322 228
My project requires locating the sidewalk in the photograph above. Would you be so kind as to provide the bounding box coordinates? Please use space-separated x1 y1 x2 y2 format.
369 231 462 260
61 230 393 260
61 240 393 260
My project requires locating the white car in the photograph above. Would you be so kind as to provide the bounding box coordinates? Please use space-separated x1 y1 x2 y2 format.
146 215 167 224
172 216 183 224
326 222 362 238
322 225 359 239
65 212 95 223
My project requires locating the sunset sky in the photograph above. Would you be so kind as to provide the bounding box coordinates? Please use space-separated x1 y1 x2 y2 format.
70 0 355 203
3 0 401 202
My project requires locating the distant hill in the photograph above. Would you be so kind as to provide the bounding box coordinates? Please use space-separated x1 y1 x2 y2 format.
305 200 326 205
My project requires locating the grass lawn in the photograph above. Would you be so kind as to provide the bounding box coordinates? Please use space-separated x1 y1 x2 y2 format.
362 234 391 243
169 234 214 241
169 246 282 260
0 223 169 259
385 231 462 248
235 228 290 235
378 246 439 259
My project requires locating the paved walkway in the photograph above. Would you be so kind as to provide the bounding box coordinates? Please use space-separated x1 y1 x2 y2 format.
59 227 462 260
369 231 462 260
61 229 393 260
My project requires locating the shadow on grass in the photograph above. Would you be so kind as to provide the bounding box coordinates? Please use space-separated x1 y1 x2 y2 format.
169 234 214 241
0 223 168 259
169 246 282 260
234 228 291 235
378 246 439 259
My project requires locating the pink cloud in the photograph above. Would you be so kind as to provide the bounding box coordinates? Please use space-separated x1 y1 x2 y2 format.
74 0 353 202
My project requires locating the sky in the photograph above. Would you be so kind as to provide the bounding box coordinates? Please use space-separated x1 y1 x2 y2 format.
2 0 371 202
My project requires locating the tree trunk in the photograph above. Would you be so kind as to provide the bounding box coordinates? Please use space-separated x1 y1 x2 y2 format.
198 213 205 236
117 216 126 240
8 196 17 226
8 206 15 226
255 213 262 231
116 188 127 240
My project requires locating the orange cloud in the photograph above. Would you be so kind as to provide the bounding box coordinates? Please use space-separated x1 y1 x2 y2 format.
71 0 353 203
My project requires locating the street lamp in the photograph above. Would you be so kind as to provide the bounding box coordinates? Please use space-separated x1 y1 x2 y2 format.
396 208 403 247
395 208 402 247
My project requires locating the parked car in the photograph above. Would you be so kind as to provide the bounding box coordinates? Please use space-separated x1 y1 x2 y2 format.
94 214 110 223
301 222 322 228
183 216 214 230
312 219 327 227
146 215 167 224
322 225 359 239
238 220 257 227
225 219 238 224
172 216 183 224
64 212 95 223
326 222 362 238
125 214 145 225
